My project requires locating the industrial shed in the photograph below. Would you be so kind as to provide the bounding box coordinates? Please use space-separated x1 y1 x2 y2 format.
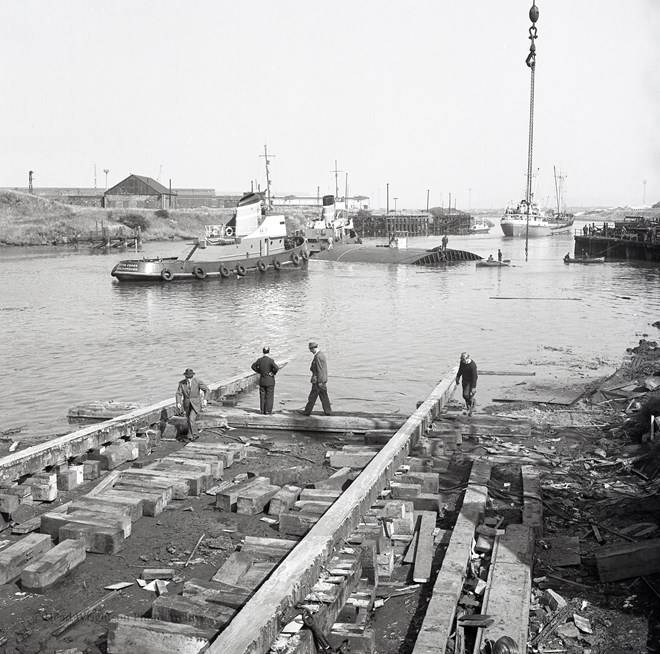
103 175 177 209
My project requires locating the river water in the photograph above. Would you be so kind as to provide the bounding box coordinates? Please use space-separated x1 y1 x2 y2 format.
1 221 658 445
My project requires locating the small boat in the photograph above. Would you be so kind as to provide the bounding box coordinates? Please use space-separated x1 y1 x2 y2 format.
563 255 604 264
468 217 492 234
476 259 511 268
111 192 308 282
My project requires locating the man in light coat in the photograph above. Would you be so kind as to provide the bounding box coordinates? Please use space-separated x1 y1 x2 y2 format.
175 368 209 440
303 341 332 416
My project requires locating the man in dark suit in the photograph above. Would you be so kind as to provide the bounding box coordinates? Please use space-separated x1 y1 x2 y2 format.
455 352 478 416
303 341 332 416
175 368 209 440
251 345 279 414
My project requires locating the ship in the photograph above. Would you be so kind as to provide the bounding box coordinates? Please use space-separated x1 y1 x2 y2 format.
500 199 552 237
111 191 308 282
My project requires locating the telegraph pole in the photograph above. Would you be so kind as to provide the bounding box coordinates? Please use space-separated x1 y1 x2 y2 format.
103 169 109 189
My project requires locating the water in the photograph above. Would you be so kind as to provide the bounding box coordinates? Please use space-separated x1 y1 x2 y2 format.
1 222 658 444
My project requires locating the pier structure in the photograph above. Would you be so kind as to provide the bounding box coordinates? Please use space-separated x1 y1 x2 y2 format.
574 216 660 262
354 211 473 238
73 225 142 251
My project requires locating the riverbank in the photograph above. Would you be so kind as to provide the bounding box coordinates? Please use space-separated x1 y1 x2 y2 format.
0 190 314 246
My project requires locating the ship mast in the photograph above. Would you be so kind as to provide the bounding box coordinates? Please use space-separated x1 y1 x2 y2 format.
524 1 539 261
260 144 275 210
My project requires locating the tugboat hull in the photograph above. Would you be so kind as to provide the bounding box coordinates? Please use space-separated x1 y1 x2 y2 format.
111 246 308 282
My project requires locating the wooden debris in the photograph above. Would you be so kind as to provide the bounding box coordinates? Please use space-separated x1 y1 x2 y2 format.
107 616 216 653
595 537 660 582
241 535 297 558
0 533 52 584
538 536 581 567
184 534 206 568
21 539 86 592
476 524 535 652
142 568 176 581
412 511 436 583
411 460 491 654
52 589 122 636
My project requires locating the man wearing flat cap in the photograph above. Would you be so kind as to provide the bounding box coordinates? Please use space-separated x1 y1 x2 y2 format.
175 368 209 441
303 341 332 416
251 345 279 414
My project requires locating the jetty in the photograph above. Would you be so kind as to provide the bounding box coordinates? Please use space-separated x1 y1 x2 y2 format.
0 363 554 654
74 225 142 251
574 216 660 262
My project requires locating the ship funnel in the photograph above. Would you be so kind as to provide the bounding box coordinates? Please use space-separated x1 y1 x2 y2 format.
321 195 336 224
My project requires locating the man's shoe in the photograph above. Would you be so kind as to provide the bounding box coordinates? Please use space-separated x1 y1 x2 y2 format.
324 412 333 416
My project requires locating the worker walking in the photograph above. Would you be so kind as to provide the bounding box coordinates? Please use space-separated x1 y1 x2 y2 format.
251 345 279 414
175 368 209 441
455 352 478 416
303 341 332 416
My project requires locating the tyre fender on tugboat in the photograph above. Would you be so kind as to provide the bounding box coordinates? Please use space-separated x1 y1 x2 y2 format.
272 258 282 270
235 263 247 276
301 250 309 261
291 253 300 266
257 260 267 273
161 269 174 281
219 265 230 278
192 266 207 279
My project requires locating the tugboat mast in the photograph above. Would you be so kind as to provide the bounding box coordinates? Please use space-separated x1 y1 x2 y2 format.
524 1 539 261
261 144 275 210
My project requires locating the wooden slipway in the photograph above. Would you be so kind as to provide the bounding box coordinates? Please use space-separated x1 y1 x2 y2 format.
206 372 459 654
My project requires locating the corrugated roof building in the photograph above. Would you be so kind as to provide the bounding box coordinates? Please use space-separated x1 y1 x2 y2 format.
103 174 178 209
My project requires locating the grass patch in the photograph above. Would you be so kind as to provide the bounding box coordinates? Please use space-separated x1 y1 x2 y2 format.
0 190 315 246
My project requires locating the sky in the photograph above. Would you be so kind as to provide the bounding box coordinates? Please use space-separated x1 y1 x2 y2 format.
1 1 659 211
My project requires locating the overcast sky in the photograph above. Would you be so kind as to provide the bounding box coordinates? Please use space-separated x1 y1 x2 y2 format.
1 1 659 210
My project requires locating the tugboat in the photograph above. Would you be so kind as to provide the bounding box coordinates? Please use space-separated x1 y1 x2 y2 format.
111 191 308 282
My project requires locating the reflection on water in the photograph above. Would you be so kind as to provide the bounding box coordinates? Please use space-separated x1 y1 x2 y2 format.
1 226 659 441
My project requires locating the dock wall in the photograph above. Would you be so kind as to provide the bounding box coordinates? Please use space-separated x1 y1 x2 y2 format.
574 235 660 262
